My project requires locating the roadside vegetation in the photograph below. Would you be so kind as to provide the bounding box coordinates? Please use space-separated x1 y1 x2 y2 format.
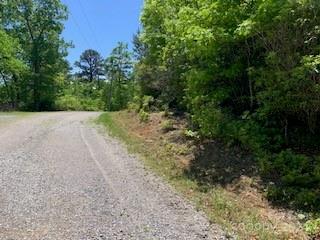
1 0 320 238
99 0 320 238
127 1 320 238
97 111 307 239
136 0 320 214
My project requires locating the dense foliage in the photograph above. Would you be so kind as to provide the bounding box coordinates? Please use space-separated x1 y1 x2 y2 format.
55 79 104 111
136 0 320 210
104 42 133 111
0 1 134 112
0 29 26 109
0 0 69 110
59 43 134 112
1 0 320 211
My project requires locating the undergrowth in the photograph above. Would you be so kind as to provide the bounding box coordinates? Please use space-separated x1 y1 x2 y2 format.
96 111 307 240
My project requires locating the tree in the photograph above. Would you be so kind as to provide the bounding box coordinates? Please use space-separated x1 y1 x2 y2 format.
138 0 320 209
140 1 188 109
75 49 104 85
104 42 132 111
2 0 69 110
132 30 163 98
133 29 147 61
0 29 26 108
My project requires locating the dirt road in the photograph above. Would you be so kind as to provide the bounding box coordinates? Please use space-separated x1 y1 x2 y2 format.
0 112 225 240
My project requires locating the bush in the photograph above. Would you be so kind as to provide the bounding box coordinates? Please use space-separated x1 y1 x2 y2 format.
127 95 155 113
264 150 320 210
127 102 140 112
139 0 320 212
55 94 103 111
80 98 102 111
139 109 150 123
161 120 175 132
141 95 154 111
127 96 141 112
184 129 199 140
55 95 82 111
304 218 320 237
56 80 104 111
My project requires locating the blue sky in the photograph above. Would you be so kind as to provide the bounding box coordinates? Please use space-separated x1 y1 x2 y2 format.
61 0 144 67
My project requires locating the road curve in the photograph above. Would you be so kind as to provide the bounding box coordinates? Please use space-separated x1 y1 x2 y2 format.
0 112 225 240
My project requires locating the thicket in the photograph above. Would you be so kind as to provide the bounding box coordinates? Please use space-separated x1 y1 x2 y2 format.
55 80 104 111
134 0 320 210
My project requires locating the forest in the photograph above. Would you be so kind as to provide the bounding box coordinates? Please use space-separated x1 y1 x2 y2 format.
0 0 320 230
137 0 320 213
0 0 133 112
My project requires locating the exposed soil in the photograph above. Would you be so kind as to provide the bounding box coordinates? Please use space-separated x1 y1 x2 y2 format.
112 110 308 239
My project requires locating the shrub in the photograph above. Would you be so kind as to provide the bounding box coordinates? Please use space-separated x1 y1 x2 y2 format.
139 109 150 123
127 102 140 113
142 95 154 111
304 218 320 237
127 95 155 113
55 93 103 111
184 129 200 140
55 95 82 111
80 98 102 111
161 120 175 132
127 96 141 112
264 150 320 210
139 0 320 212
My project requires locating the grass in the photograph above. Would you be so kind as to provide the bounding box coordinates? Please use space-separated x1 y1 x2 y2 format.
96 111 307 240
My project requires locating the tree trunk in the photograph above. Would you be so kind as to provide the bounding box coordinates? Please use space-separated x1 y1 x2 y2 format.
108 78 113 111
249 78 254 110
33 70 41 111
245 40 254 110
33 46 41 111
12 75 20 107
1 73 16 109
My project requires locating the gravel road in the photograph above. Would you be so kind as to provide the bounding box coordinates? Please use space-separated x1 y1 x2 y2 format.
0 112 226 240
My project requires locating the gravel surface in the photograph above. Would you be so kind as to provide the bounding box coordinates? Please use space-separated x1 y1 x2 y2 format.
0 112 227 240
